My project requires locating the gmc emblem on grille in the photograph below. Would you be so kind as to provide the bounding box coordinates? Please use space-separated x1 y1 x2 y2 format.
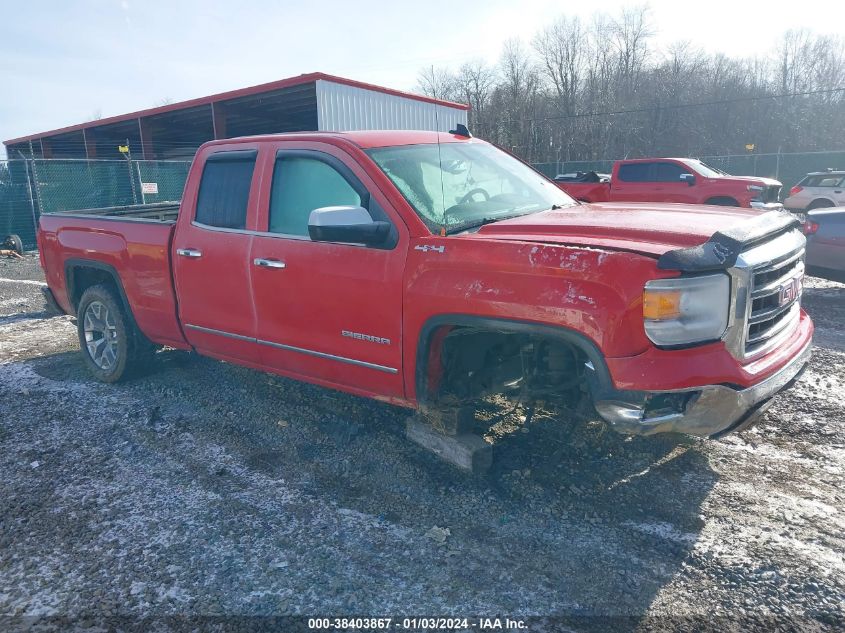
778 277 801 306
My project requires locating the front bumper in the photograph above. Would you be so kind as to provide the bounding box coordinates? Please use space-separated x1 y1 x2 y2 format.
750 201 784 211
593 339 812 437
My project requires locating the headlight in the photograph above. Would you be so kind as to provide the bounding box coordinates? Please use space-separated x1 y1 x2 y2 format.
643 274 730 346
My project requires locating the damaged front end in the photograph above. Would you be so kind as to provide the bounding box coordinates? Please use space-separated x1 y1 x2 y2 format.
591 210 813 438
590 340 811 437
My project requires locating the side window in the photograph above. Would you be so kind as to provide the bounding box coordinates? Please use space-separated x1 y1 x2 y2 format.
269 156 362 237
804 175 845 187
654 162 687 182
618 163 653 182
195 152 256 229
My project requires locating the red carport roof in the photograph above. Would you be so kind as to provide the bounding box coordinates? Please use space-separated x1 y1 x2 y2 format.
3 72 469 146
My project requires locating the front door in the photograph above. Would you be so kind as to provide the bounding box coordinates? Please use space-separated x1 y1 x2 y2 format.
172 147 262 364
249 143 407 399
652 161 695 202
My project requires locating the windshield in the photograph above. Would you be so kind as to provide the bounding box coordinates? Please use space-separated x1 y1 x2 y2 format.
366 141 576 233
686 159 728 178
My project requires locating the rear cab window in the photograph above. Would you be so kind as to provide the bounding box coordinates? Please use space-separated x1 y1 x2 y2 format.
195 150 258 229
618 163 654 182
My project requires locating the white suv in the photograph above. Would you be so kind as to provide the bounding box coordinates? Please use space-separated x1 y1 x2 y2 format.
784 170 845 211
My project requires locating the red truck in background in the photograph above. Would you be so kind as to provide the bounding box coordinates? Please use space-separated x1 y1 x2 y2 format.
556 157 784 210
37 131 811 449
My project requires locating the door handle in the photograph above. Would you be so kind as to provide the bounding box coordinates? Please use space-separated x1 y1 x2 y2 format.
253 258 286 269
176 248 202 258
834 190 842 194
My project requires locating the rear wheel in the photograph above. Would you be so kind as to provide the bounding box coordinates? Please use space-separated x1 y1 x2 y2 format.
808 199 834 210
77 284 153 383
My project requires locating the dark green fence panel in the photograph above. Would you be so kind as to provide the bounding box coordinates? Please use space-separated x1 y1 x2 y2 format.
33 159 140 213
135 161 191 204
0 158 192 250
0 161 39 249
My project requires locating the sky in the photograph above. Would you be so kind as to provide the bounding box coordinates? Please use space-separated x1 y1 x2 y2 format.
2 0 844 157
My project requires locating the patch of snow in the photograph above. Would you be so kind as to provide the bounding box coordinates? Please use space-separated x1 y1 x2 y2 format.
0 278 47 287
623 520 698 544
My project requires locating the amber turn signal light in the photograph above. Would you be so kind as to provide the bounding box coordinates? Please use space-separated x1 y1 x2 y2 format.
643 289 682 320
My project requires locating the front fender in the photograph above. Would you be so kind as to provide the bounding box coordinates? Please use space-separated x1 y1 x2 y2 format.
402 237 672 402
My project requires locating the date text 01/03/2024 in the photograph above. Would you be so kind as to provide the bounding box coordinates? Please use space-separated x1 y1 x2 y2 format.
307 617 527 630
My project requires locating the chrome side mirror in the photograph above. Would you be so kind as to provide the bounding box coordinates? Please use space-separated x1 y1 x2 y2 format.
308 206 391 246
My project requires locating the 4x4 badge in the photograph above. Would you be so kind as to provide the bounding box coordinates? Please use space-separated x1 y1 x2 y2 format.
414 245 446 253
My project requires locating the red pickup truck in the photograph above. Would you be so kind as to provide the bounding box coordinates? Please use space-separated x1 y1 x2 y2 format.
556 157 784 210
38 131 812 441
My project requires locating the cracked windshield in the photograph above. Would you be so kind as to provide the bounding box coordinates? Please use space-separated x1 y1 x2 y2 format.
367 140 576 234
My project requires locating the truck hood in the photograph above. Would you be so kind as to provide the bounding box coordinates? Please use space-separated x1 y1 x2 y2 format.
714 175 782 187
471 202 764 256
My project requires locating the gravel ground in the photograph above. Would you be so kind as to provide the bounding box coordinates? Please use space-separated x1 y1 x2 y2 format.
0 253 843 632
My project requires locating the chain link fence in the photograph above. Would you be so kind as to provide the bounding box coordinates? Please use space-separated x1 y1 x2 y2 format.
0 159 190 250
3 151 845 251
533 150 845 193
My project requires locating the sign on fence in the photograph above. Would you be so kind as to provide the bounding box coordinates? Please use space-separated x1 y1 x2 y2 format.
141 182 159 194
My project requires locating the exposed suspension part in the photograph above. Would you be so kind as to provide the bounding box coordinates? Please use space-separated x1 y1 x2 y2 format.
435 328 587 407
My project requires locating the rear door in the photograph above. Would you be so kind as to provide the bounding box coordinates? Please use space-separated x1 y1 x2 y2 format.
806 174 845 207
172 146 262 364
248 142 407 398
822 175 845 206
611 162 657 202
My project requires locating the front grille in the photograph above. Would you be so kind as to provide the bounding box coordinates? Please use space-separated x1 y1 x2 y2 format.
744 247 803 356
761 185 782 203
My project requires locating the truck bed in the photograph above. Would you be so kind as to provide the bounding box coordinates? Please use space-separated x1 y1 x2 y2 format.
49 201 180 222
556 181 611 202
38 209 187 348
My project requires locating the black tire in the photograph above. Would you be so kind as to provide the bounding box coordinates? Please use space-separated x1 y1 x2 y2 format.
3 234 23 254
808 199 835 210
705 197 739 207
76 283 154 383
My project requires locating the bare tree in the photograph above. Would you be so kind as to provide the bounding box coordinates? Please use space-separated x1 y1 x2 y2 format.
416 65 457 101
454 60 497 133
496 39 543 158
533 16 586 111
610 4 653 85
415 7 844 163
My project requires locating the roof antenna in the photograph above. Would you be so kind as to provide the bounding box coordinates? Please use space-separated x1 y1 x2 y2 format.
449 123 472 138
